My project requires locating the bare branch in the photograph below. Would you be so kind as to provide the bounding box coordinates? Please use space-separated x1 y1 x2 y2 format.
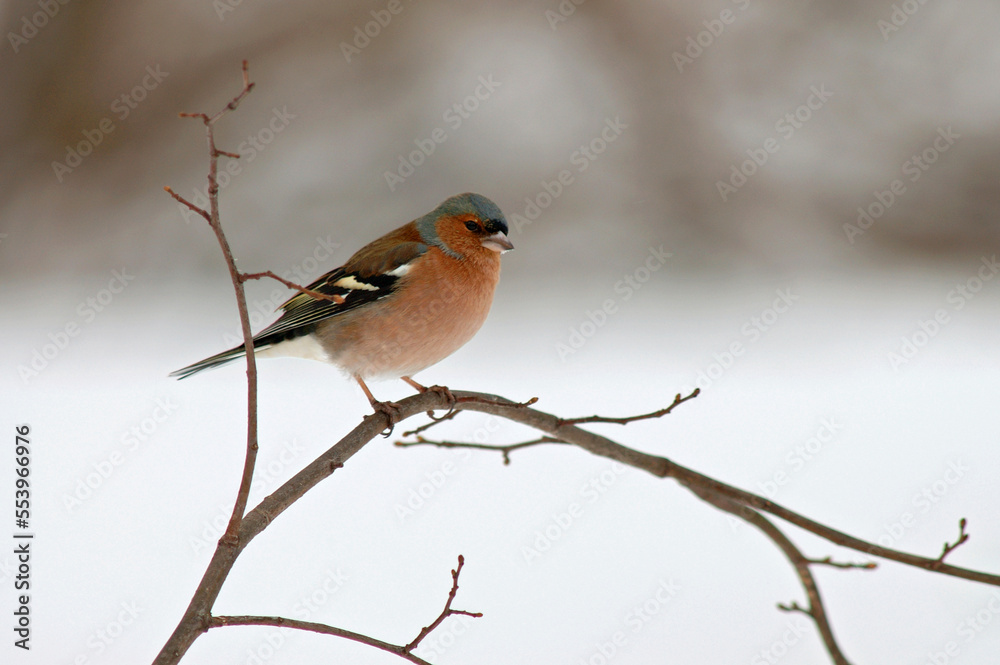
209 616 434 665
401 394 538 438
395 435 567 465
706 496 851 665
389 392 1000 587
171 59 258 545
405 555 483 653
556 388 699 427
155 61 262 665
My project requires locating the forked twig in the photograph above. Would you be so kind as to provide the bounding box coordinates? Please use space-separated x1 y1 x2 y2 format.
405 555 483 652
934 518 970 567
555 389 699 427
208 555 480 665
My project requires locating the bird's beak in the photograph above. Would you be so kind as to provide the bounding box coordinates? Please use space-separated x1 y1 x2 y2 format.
481 231 514 253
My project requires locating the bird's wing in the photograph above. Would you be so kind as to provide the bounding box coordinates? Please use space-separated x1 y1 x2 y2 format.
252 240 429 341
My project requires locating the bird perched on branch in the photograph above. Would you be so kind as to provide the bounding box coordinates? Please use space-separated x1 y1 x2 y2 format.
171 192 513 422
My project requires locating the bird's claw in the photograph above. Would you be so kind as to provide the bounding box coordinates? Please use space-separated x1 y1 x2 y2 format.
369 400 402 437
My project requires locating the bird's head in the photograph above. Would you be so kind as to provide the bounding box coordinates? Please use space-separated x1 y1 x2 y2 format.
418 193 514 259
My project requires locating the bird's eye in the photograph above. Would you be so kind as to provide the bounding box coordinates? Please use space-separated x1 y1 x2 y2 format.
464 221 479 232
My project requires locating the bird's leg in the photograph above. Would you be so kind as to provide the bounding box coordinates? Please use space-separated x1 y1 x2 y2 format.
355 376 400 436
401 376 456 404
401 377 457 421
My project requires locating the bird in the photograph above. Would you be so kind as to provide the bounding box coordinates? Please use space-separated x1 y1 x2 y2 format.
171 192 513 424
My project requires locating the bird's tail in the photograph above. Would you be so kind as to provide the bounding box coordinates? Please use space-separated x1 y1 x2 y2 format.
170 327 320 380
169 343 250 379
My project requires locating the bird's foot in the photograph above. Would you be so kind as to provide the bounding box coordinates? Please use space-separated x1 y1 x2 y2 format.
368 400 402 437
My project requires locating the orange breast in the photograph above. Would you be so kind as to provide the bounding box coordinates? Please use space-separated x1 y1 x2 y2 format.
315 248 501 380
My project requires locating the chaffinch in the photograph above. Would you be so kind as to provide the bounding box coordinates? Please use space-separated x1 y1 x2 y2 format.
172 192 513 420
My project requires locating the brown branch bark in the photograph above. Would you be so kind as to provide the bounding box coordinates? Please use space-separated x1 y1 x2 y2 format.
209 616 434 665
702 494 852 664
158 387 1000 664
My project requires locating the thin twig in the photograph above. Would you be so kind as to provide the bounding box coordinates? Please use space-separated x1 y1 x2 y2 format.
385 393 1000 587
934 518 970 567
807 556 877 570
209 616 434 665
172 59 258 544
396 435 567 465
241 270 344 303
777 600 812 616
405 555 483 652
154 60 262 665
555 389 699 427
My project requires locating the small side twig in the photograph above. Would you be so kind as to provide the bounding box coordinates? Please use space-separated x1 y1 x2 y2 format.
241 270 345 303
209 616 434 665
402 394 538 438
777 600 812 616
405 555 483 653
555 388 699 427
807 556 877 570
396 435 567 465
934 518 970 567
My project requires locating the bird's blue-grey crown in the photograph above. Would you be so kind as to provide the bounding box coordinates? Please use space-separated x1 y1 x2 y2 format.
416 193 509 248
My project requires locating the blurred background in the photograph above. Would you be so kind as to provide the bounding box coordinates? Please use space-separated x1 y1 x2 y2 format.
3 1 1000 664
